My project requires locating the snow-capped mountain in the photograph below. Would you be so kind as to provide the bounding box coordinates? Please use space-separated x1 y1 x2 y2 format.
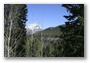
25 23 42 34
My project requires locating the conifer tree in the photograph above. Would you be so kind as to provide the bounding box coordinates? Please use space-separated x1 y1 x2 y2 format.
60 4 84 57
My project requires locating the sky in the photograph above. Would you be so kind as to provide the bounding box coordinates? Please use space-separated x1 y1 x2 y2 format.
26 4 69 29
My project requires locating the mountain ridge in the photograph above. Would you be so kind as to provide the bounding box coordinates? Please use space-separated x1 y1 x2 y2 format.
26 23 64 35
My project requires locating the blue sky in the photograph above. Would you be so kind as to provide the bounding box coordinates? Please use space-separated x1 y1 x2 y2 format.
26 4 69 29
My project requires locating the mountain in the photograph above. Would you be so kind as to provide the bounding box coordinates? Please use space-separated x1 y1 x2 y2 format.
35 24 65 37
26 23 65 36
25 23 42 34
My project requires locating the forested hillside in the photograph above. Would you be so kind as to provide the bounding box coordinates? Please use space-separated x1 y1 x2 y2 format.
35 25 64 37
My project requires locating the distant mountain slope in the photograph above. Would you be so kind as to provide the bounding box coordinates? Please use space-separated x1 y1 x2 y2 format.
35 24 65 37
26 23 65 36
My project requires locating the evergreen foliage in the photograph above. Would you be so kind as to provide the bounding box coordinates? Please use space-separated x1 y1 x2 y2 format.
59 4 84 57
4 4 28 57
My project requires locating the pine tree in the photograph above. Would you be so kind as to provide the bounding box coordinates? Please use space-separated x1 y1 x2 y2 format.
59 4 84 57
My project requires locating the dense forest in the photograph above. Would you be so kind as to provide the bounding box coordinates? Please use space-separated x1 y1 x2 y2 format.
4 4 84 57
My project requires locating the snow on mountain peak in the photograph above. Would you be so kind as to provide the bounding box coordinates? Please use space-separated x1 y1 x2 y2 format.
27 23 41 30
25 23 42 34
